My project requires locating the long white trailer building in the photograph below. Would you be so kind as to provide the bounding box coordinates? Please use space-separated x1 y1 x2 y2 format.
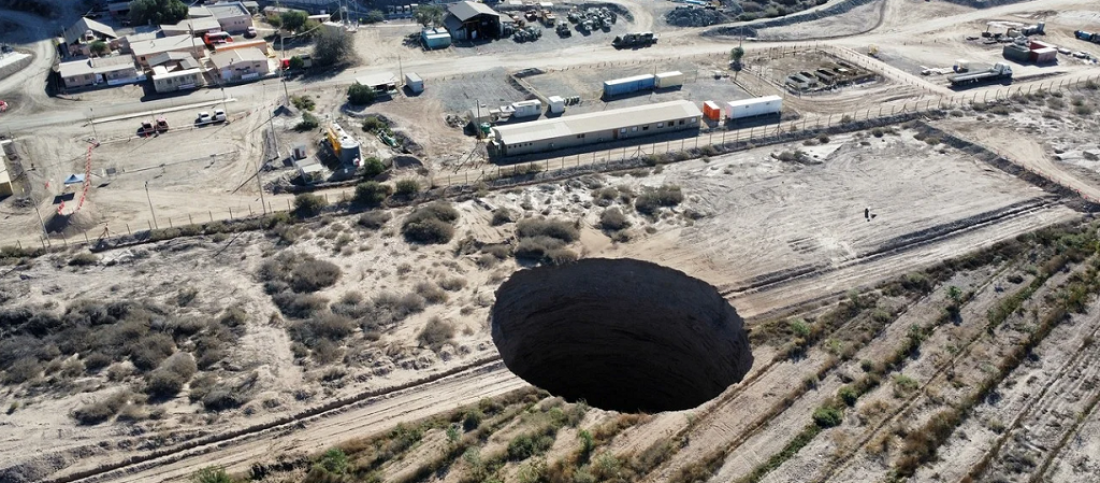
490 100 702 157
724 95 783 120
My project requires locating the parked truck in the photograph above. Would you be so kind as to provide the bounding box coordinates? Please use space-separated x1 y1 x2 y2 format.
1075 30 1100 43
948 62 1012 86
612 32 657 49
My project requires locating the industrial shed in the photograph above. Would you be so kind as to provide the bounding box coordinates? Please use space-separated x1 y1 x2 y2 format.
444 1 513 41
489 100 702 157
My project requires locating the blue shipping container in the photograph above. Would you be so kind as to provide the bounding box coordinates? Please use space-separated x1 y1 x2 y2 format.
603 74 655 98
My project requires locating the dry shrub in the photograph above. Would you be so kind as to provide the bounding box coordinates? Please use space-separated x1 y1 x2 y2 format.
516 218 579 243
491 208 515 226
2 357 41 384
129 333 176 372
259 252 342 293
439 276 467 291
599 208 631 232
366 291 426 327
402 201 459 244
72 390 133 425
416 282 448 304
635 185 684 215
271 291 328 319
358 211 392 230
68 252 100 266
289 313 356 347
418 316 455 350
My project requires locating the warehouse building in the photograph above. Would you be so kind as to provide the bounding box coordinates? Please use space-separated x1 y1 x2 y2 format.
444 1 513 41
489 100 702 157
207 2 254 33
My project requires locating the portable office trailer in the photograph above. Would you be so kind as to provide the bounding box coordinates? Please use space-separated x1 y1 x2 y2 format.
404 72 424 93
724 95 782 120
512 100 542 118
603 74 655 98
547 96 565 114
655 71 684 89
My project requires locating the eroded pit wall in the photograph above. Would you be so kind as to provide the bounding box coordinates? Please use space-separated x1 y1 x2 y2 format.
491 258 754 413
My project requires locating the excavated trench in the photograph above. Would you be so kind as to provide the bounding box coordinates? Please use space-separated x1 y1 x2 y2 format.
491 258 754 413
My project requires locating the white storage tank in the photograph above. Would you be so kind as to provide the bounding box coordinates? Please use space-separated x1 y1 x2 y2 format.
512 99 542 118
724 95 782 120
404 72 424 94
655 71 684 89
547 96 565 114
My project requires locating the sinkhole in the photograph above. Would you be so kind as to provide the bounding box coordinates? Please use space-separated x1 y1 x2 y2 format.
490 258 754 413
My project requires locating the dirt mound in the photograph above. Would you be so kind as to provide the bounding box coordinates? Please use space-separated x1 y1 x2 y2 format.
45 209 97 235
490 258 753 413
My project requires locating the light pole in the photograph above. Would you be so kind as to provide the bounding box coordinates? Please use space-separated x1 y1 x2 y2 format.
145 181 158 229
88 108 98 140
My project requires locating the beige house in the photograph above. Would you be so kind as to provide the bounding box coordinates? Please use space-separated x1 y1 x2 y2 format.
208 2 254 33
210 48 270 83
130 35 207 68
160 17 223 37
151 66 205 93
59 55 144 89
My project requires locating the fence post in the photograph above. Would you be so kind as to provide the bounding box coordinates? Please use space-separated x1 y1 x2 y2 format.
229 207 233 219
188 214 193 225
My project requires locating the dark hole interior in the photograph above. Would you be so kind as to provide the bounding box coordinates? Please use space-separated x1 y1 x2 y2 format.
490 258 754 413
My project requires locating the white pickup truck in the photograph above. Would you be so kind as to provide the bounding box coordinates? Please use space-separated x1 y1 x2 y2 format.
195 109 227 126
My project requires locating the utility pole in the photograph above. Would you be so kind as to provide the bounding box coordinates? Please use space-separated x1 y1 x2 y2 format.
257 161 267 214
145 181 157 229
88 108 98 140
24 184 49 245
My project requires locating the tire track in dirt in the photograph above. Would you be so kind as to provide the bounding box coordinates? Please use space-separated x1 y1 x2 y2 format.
41 358 518 483
808 266 1071 483
954 309 1100 483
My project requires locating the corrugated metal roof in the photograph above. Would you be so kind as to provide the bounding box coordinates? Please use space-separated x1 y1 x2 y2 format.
210 47 269 69
131 35 199 57
59 55 136 78
493 100 702 145
356 71 397 87
160 17 222 33
63 17 118 45
448 1 501 21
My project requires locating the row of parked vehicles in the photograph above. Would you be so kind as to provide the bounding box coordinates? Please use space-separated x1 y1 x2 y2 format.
137 109 227 136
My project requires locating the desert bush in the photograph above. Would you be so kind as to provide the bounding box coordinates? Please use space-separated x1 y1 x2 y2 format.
635 185 684 215
491 208 515 226
130 334 176 372
546 248 578 265
290 313 356 347
516 218 579 243
508 433 555 461
83 352 113 372
872 127 885 138
395 179 421 197
260 253 341 293
367 292 426 327
144 369 186 398
191 466 234 483
355 181 393 206
310 339 341 364
2 357 40 384
202 383 248 412
69 252 100 266
439 277 467 291
361 156 386 178
402 201 459 244
296 112 320 131
515 235 565 260
72 390 131 425
1074 104 1094 116
599 208 630 232
292 95 316 112
416 282 448 304
294 193 328 218
271 291 328 319
838 386 859 406
418 316 455 350
812 406 843 428
357 211 391 230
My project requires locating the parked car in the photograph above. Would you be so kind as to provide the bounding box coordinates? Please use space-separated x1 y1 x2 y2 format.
212 109 227 123
196 112 212 125
245 26 257 38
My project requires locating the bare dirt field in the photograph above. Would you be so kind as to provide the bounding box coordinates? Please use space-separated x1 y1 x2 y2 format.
3 0 1100 482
